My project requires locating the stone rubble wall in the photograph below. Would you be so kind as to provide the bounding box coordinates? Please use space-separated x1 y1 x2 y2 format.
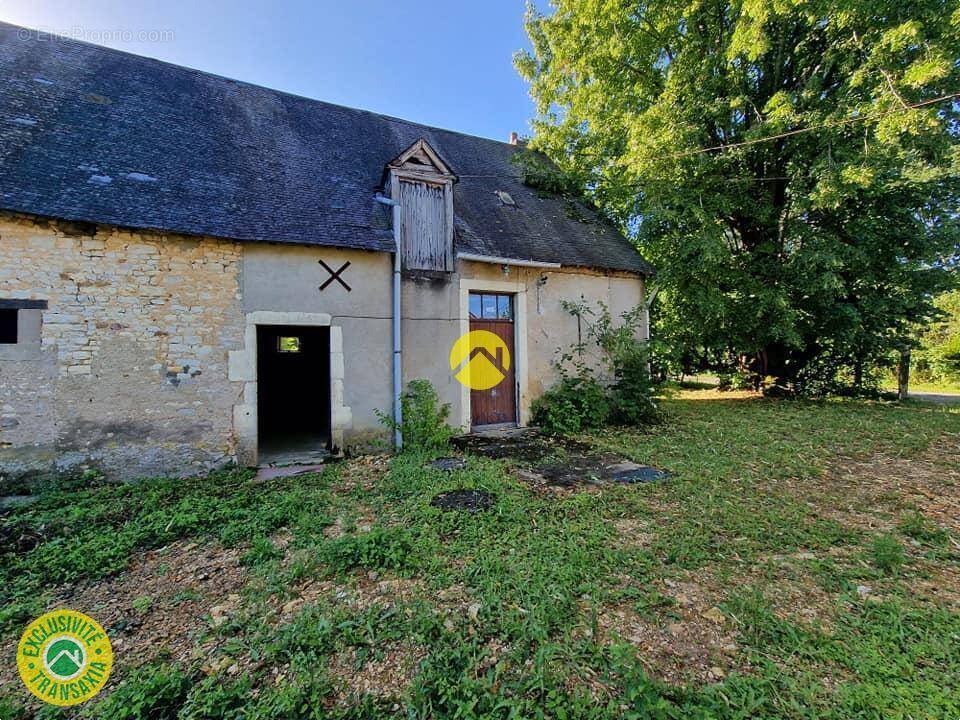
0 211 649 487
0 214 243 486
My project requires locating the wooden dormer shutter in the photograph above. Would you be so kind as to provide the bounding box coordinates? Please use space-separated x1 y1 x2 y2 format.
387 139 456 272
398 180 451 271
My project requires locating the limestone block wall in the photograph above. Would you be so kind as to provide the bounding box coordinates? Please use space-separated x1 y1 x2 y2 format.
0 211 648 483
0 214 243 485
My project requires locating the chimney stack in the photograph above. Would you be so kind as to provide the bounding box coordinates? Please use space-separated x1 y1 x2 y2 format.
509 131 519 145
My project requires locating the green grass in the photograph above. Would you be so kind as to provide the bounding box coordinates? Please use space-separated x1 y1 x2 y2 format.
0 467 336 633
2 392 958 719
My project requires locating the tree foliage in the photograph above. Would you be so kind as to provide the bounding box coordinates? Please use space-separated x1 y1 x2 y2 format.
913 289 960 381
517 0 960 392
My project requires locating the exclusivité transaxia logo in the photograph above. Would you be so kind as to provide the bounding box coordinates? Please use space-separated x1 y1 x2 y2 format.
17 609 113 707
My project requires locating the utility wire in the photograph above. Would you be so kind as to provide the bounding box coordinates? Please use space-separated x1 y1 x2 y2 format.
665 92 960 159
454 92 959 189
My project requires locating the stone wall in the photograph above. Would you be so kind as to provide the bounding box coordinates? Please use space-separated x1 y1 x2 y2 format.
241 241 648 444
0 213 243 486
1 211 649 483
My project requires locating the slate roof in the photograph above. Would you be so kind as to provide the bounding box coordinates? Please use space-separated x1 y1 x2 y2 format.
0 23 652 275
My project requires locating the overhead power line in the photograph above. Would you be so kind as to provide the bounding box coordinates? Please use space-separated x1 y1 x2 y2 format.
456 92 959 185
666 92 960 159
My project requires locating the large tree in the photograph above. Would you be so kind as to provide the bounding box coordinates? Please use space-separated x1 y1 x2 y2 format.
516 0 960 391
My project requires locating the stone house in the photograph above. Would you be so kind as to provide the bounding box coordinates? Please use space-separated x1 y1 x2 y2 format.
0 23 653 482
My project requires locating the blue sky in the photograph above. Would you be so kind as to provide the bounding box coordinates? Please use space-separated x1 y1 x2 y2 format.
2 0 542 142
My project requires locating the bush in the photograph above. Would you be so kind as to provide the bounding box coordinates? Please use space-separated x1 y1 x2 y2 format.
533 300 659 434
717 370 755 391
531 374 610 433
378 379 454 453
609 339 660 425
911 289 960 384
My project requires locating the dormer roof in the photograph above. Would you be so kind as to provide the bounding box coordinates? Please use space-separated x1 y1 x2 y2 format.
388 139 456 181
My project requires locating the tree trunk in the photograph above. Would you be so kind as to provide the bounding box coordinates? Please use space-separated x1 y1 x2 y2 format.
897 348 911 401
757 344 791 385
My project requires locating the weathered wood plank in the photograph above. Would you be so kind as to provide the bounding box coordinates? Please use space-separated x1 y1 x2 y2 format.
399 179 449 271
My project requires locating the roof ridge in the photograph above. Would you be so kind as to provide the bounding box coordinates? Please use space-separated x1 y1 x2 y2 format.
0 21 522 148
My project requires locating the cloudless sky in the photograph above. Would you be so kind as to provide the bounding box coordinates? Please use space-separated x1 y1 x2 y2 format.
1 0 543 142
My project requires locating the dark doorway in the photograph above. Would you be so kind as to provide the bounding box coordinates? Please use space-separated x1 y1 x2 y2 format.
0 309 17 344
257 325 331 465
468 292 517 427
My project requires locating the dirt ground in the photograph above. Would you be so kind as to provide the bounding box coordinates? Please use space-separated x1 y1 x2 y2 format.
824 436 960 534
0 539 249 697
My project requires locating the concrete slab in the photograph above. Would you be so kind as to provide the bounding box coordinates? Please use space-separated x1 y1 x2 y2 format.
254 464 327 482
455 429 669 488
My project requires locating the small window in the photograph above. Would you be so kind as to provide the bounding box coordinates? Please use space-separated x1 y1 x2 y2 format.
482 295 497 318
0 309 16 344
469 294 513 320
277 336 301 353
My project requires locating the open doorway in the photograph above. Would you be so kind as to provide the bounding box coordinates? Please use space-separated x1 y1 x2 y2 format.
256 325 331 465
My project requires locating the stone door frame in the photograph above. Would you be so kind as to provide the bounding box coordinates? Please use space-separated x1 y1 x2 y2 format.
457 279 529 431
229 311 351 466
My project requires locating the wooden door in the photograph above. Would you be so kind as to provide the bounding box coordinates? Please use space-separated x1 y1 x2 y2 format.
469 293 517 427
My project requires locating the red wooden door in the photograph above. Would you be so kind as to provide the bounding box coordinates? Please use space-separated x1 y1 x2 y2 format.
469 293 516 427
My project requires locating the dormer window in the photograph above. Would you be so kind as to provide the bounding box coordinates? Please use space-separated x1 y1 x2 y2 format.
387 139 456 272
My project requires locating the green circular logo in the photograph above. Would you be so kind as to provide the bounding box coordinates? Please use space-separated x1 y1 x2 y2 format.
44 636 86 680
17 609 113 707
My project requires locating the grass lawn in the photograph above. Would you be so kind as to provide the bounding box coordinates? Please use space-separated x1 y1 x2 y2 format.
1 389 959 719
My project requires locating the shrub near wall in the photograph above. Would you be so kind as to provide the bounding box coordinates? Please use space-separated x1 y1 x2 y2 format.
378 379 455 454
532 300 659 433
